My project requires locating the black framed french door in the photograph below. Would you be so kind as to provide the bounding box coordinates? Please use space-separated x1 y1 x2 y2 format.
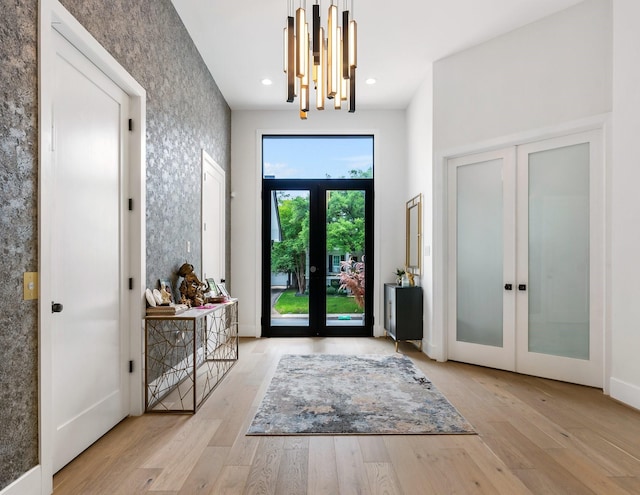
262 178 374 337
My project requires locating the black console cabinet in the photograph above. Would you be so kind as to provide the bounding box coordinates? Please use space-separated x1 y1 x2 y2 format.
384 283 423 351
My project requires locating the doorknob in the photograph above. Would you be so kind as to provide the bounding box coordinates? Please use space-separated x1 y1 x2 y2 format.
504 284 513 291
51 302 64 313
310 266 317 273
518 284 527 291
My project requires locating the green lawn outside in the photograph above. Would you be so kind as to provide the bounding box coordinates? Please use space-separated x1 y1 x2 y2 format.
274 288 364 314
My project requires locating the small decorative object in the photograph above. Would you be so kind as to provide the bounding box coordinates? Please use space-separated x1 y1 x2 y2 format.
145 288 156 307
178 262 207 307
152 289 163 305
405 268 415 287
158 279 174 304
204 278 225 303
394 268 405 285
217 282 231 299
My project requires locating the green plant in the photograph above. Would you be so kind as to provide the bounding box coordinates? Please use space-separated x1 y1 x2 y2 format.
339 259 365 308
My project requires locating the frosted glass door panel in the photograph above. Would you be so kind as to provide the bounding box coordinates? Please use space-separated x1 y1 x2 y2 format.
528 144 590 359
457 159 504 347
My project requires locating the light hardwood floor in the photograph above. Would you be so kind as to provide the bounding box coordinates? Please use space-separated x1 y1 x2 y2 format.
53 337 640 494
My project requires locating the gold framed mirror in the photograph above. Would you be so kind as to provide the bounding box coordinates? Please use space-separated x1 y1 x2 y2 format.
406 194 422 274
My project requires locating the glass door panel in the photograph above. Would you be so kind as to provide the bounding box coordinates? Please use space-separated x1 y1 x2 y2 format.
527 143 590 359
326 189 366 328
269 190 310 328
456 159 504 347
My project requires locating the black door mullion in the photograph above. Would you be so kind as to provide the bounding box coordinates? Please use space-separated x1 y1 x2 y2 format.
308 183 325 336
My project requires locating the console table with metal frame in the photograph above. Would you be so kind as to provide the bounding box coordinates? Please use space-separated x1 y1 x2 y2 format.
144 299 238 413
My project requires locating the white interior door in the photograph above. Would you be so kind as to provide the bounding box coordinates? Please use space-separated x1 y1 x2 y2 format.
447 131 603 387
52 29 129 472
447 148 516 371
202 150 226 282
516 132 603 387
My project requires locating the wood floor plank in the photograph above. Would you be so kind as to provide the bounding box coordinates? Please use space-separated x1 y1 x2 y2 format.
334 436 372 494
612 476 640 494
275 446 309 495
445 436 534 494
209 466 251 495
363 462 403 495
545 447 632 495
383 436 439 494
307 436 340 495
51 337 640 495
224 429 260 466
177 446 229 495
242 437 285 495
143 418 222 491
565 427 640 476
358 436 391 463
482 422 597 494
112 468 163 494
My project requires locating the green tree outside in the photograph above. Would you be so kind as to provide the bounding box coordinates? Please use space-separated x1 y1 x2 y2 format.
271 193 310 294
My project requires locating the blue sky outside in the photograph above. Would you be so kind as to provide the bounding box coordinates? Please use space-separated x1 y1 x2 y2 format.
263 135 374 179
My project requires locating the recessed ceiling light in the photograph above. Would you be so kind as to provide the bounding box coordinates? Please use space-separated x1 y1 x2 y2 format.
261 78 273 86
365 78 377 85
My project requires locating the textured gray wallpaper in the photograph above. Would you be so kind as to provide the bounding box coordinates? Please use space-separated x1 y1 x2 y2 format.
0 0 40 488
0 0 231 489
59 0 232 293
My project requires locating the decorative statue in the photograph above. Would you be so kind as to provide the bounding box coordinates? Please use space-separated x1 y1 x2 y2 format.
178 262 206 307
405 267 415 287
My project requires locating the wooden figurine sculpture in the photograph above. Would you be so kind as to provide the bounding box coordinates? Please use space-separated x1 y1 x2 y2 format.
178 262 206 307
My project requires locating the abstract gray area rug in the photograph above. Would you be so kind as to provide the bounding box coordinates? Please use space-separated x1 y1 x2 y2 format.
247 354 475 435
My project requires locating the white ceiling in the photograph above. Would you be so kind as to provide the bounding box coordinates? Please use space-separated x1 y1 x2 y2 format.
171 0 584 111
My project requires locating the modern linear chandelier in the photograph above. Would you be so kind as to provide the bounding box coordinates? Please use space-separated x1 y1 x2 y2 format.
284 0 357 119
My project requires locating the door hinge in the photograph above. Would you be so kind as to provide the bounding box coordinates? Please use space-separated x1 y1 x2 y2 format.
128 198 133 211
128 119 133 131
129 360 134 373
128 278 133 290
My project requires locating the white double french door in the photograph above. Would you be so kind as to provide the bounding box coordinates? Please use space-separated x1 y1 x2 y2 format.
447 130 603 387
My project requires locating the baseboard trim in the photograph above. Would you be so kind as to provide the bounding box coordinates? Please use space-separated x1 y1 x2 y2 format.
610 377 640 411
239 323 258 338
0 466 42 495
425 341 445 362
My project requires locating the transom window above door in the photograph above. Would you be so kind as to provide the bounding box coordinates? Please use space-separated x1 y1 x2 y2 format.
262 135 373 179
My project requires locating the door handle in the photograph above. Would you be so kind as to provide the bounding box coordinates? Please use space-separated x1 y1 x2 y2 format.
52 302 64 313
518 284 527 291
504 284 513 291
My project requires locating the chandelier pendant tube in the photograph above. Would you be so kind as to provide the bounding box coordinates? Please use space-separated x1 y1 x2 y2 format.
286 16 295 102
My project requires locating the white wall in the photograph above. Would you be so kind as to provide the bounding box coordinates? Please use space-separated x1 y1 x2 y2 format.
230 110 407 337
609 0 640 410
433 0 612 152
406 71 435 355
428 0 616 374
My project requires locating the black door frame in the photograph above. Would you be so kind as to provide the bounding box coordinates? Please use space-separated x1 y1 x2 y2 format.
261 178 374 337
